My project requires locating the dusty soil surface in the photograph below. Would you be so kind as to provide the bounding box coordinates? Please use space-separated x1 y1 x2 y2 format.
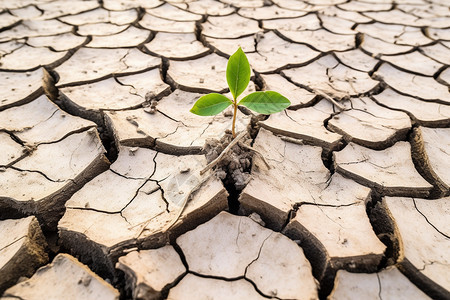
0 0 449 299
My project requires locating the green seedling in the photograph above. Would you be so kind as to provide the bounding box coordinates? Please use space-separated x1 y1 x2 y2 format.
190 47 291 138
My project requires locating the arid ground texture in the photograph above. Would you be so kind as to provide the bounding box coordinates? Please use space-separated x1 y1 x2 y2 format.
0 0 449 299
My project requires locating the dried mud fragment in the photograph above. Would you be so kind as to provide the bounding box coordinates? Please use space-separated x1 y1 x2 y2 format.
381 51 443 76
0 44 68 71
438 67 450 86
0 69 42 111
420 43 450 65
0 129 109 228
204 35 256 56
245 229 318 299
364 9 449 28
0 94 95 145
328 97 411 149
411 127 450 196
0 216 48 294
0 19 72 42
0 132 25 167
397 3 450 18
334 142 433 197
145 33 209 59
59 70 169 125
105 89 250 154
27 33 88 51
0 12 20 29
263 14 321 31
219 0 264 8
321 6 371 23
278 29 355 52
116 246 186 300
176 212 318 299
361 35 414 56
240 129 368 230
87 27 151 48
201 14 260 39
439 42 450 49
178 212 272 278
374 63 450 104
0 0 41 10
284 203 386 292
310 0 349 6
0 39 23 55
238 6 307 19
58 147 228 278
335 49 379 72
171 0 235 16
260 100 343 151
139 13 196 33
103 0 162 10
319 14 356 35
283 55 379 99
261 74 316 108
167 53 229 93
168 275 266 300
270 0 326 10
15 128 106 179
36 0 99 19
382 197 450 299
338 0 392 11
329 267 430 300
429 0 450 9
59 8 138 26
356 23 432 46
372 88 450 127
313 0 349 6
54 48 160 87
77 23 128 36
246 31 320 73
147 3 202 21
3 254 119 300
9 5 42 19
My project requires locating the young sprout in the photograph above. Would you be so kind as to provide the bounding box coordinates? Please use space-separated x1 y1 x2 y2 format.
190 47 291 138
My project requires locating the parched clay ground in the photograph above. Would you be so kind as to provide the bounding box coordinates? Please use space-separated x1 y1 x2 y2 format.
0 0 449 299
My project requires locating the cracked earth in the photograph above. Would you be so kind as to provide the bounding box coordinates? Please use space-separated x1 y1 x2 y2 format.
0 0 449 299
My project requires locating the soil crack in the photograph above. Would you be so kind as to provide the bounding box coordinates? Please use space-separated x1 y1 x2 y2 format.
412 198 449 239
202 129 254 213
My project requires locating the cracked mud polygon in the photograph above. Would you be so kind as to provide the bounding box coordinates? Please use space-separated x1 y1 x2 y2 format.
0 0 449 299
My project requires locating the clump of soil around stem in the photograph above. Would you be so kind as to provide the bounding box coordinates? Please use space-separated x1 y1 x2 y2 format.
203 130 253 192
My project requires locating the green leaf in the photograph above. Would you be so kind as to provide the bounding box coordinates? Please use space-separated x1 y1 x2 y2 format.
190 93 233 116
238 91 291 114
226 47 251 100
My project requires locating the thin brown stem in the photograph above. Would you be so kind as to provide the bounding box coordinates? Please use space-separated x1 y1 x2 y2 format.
231 102 237 138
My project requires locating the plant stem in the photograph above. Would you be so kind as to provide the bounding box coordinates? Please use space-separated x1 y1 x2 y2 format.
232 102 237 138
